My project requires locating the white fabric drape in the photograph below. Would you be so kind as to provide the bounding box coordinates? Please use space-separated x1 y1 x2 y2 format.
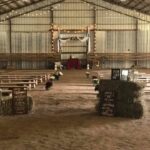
59 38 70 43
57 28 91 53
88 34 91 53
77 36 89 42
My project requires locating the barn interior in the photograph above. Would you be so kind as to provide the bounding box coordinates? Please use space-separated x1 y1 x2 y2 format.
0 0 150 150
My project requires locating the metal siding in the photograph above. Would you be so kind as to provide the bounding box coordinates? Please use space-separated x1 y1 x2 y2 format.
11 32 51 53
96 31 136 53
137 21 150 68
97 10 136 30
0 0 149 68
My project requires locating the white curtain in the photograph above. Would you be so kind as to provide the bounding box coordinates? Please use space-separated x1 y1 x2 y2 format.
57 29 91 53
77 36 89 42
59 38 70 43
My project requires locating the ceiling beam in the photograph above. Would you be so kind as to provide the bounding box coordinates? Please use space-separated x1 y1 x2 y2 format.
0 0 65 21
138 4 150 11
131 0 143 9
0 0 44 15
125 0 134 7
81 0 150 23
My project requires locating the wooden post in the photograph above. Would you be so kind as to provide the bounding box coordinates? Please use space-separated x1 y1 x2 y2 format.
8 19 12 66
135 19 138 66
93 7 97 53
50 7 54 52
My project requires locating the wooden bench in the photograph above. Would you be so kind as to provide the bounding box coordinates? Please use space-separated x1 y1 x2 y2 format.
0 78 38 85
0 82 36 89
0 77 38 84
0 89 12 100
91 70 111 79
0 85 28 91
0 73 49 79
1 90 12 97
0 75 43 83
9 70 52 78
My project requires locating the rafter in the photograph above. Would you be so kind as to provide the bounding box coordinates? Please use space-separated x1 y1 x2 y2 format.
0 0 43 15
131 0 143 9
102 0 150 16
0 0 65 21
81 0 150 23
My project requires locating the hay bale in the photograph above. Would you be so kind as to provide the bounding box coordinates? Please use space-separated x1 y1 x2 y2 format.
0 96 33 116
96 79 144 119
0 99 12 115
132 101 144 119
95 102 101 114
115 101 143 119
27 96 33 112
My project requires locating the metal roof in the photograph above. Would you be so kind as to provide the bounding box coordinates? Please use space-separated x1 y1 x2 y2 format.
0 0 150 16
0 0 150 22
103 0 150 15
0 0 64 21
0 0 42 15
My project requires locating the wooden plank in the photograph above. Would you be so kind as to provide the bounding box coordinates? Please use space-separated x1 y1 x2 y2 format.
0 82 36 89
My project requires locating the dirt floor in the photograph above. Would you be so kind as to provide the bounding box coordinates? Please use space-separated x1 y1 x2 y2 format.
0 70 150 150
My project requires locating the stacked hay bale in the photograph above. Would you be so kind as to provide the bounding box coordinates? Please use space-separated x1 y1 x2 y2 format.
27 96 33 112
0 96 33 116
0 99 12 115
96 80 144 119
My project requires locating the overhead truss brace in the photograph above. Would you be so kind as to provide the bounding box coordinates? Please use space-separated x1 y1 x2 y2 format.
0 0 65 22
81 0 150 23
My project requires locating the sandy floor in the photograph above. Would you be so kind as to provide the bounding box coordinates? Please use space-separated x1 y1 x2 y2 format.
0 70 150 150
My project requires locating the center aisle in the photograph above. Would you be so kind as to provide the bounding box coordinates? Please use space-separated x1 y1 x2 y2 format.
30 70 98 115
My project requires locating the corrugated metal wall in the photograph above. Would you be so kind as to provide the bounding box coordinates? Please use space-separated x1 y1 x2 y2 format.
0 0 150 69
137 21 150 68
11 32 50 53
0 22 9 54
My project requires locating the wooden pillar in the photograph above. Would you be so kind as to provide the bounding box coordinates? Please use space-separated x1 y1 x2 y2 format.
8 19 12 66
135 19 138 66
50 7 54 52
93 7 97 53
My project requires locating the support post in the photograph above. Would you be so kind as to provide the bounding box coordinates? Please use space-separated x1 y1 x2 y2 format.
8 19 12 66
50 7 54 52
135 19 138 66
